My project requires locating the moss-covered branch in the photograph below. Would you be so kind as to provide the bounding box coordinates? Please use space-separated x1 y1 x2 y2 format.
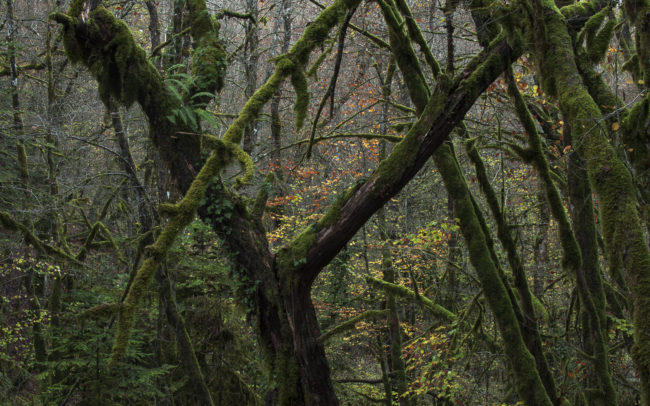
366 277 455 321
221 0 363 147
308 0 390 49
319 309 389 342
111 141 227 363
0 211 83 266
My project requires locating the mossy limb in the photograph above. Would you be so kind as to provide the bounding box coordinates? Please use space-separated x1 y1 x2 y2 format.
225 141 254 188
275 225 317 294
319 309 389 342
252 173 274 218
78 303 122 322
366 277 455 321
587 18 615 64
291 67 310 130
111 148 227 363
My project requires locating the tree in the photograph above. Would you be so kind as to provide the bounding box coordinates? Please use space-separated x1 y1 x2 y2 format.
2 0 649 404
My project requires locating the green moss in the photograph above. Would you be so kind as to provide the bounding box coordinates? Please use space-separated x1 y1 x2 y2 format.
372 83 447 195
112 149 227 363
587 18 615 64
191 35 226 94
306 43 334 79
531 2 650 402
580 8 606 45
560 0 595 19
459 34 516 102
187 0 216 39
78 303 121 322
226 141 254 188
275 226 317 293
201 133 226 152
433 142 553 405
366 277 455 321
289 0 360 66
67 0 84 18
393 0 441 77
319 309 389 342
532 295 549 323
219 0 361 149
317 185 357 229
222 67 289 145
378 0 430 111
158 203 180 217
252 173 274 218
185 0 226 93
49 12 84 64
625 0 650 83
291 67 310 130
505 69 581 272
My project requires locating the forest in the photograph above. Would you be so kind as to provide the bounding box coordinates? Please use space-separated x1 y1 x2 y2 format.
1 0 649 404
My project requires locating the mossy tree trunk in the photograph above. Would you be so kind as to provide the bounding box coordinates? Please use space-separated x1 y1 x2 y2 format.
527 1 650 402
503 62 616 404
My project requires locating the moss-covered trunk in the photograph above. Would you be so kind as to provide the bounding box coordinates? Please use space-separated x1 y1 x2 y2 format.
433 143 554 405
528 1 650 402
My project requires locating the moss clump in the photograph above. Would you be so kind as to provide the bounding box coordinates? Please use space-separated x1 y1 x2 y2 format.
584 13 615 64
191 34 226 94
187 0 226 94
66 0 84 18
51 7 164 108
291 67 309 130
49 12 85 65
580 8 607 44
275 225 317 293
560 0 595 19
226 141 254 188
252 173 274 218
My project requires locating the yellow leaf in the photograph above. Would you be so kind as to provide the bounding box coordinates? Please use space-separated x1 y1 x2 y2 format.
628 148 634 152
611 122 620 131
